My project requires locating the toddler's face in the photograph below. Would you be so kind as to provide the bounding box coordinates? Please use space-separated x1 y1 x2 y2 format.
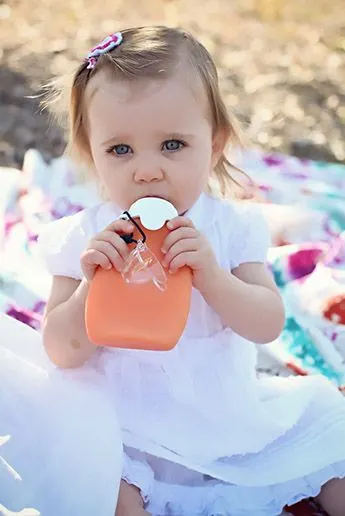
85 70 221 214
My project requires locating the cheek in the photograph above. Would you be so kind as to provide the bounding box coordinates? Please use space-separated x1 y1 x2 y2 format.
89 146 105 177
176 147 211 183
191 147 213 178
91 152 118 184
92 157 133 202
185 143 211 168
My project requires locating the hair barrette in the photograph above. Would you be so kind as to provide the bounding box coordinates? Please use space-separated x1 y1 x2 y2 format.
85 32 123 70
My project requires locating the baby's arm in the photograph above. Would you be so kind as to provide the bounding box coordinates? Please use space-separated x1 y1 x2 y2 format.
42 276 96 369
42 218 134 369
201 262 285 344
162 211 284 344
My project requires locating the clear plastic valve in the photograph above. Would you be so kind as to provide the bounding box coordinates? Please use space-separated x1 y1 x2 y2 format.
121 240 167 292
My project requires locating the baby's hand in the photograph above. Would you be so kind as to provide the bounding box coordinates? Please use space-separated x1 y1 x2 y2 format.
81 219 134 282
161 216 219 292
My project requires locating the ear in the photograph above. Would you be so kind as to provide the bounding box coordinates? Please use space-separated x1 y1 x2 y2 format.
211 127 228 168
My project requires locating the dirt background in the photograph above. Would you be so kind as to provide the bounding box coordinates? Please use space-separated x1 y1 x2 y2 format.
0 0 344 169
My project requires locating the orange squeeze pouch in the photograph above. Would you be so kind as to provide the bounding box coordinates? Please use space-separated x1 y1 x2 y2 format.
85 197 193 351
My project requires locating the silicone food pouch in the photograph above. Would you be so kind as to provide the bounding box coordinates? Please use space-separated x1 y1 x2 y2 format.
85 197 192 350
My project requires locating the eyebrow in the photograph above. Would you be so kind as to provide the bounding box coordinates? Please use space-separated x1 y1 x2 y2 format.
163 132 196 141
101 135 131 147
101 132 196 147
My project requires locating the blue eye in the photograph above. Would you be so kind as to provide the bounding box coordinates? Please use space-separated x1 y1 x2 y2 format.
162 139 185 152
107 144 132 155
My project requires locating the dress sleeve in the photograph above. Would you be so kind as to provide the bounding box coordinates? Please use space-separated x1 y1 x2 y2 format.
229 203 271 270
36 210 93 280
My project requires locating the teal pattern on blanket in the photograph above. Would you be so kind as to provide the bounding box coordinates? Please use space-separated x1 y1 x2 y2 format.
282 318 344 385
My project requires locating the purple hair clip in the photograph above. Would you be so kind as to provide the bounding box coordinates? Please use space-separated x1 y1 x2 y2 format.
85 32 123 70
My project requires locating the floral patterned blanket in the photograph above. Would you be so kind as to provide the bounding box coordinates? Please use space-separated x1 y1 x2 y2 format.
1 148 345 515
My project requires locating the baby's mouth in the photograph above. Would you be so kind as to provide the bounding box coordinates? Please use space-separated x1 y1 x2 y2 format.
135 194 173 206
144 194 167 200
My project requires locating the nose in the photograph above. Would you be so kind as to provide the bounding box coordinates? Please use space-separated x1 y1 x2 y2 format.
133 154 164 183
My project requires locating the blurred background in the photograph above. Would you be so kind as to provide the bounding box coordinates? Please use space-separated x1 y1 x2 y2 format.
0 0 344 169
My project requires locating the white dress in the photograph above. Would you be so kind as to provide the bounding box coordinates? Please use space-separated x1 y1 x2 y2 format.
1 193 345 516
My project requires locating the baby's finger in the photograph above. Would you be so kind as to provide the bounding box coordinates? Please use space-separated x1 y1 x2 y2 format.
89 240 125 271
167 217 195 231
161 227 198 255
96 230 131 262
163 238 198 267
105 219 134 234
169 251 196 272
82 249 111 271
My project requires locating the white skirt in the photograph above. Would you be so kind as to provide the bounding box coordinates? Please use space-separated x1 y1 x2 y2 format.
1 314 345 516
0 314 123 516
97 326 345 474
123 447 345 515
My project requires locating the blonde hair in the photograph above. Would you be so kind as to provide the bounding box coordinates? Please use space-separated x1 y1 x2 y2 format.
43 26 251 197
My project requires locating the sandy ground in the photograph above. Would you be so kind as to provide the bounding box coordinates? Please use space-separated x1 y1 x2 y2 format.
0 0 344 168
